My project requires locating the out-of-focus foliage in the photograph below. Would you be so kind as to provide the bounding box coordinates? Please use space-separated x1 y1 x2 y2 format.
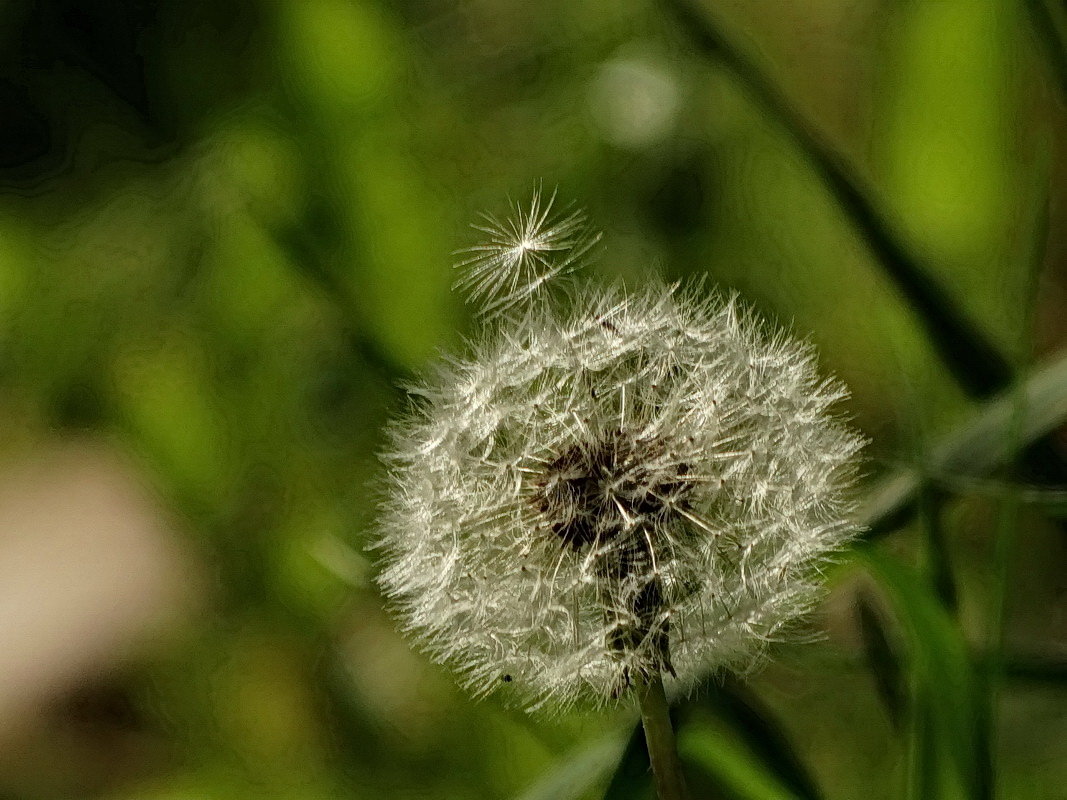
0 0 1064 798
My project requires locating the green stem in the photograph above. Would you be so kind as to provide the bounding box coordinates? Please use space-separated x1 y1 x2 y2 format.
637 674 689 800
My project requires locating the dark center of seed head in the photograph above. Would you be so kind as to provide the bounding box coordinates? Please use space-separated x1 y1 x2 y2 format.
532 428 692 550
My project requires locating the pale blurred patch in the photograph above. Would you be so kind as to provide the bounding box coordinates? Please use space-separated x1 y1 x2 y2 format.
588 49 681 149
0 442 193 747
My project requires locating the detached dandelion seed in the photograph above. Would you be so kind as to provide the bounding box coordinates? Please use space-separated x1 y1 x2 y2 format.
376 191 864 799
453 187 601 317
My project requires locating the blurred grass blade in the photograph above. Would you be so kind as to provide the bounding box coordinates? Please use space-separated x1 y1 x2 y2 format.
695 680 823 800
906 693 938 800
1025 486 1067 517
970 147 1050 800
917 485 957 612
662 0 1013 398
860 348 1067 536
677 720 801 800
1023 0 1067 101
1002 652 1067 683
856 593 906 730
602 679 823 800
601 723 654 800
515 731 629 800
858 548 980 800
260 209 413 385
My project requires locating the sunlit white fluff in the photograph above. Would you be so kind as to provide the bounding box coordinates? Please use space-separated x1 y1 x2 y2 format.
377 272 864 710
453 188 600 317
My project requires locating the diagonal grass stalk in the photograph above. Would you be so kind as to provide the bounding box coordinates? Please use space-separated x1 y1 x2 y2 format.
661 0 1013 398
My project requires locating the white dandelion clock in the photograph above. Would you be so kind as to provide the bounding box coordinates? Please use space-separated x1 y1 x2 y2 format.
377 222 864 713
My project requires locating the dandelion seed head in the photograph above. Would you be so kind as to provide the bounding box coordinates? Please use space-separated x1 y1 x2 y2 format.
376 278 864 711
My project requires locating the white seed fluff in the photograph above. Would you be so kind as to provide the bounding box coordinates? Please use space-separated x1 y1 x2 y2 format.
453 188 600 317
377 278 864 711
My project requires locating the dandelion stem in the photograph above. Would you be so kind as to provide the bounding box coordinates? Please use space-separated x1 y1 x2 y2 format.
637 673 689 800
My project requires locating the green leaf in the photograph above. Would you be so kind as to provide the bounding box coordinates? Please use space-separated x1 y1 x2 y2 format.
860 348 1067 536
855 593 906 730
677 719 800 800
662 0 1013 399
601 723 655 800
1022 0 1067 102
515 731 630 800
858 548 979 800
1002 653 1067 684
693 680 823 800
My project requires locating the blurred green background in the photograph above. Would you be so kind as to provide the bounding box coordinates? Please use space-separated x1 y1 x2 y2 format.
0 0 1064 798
